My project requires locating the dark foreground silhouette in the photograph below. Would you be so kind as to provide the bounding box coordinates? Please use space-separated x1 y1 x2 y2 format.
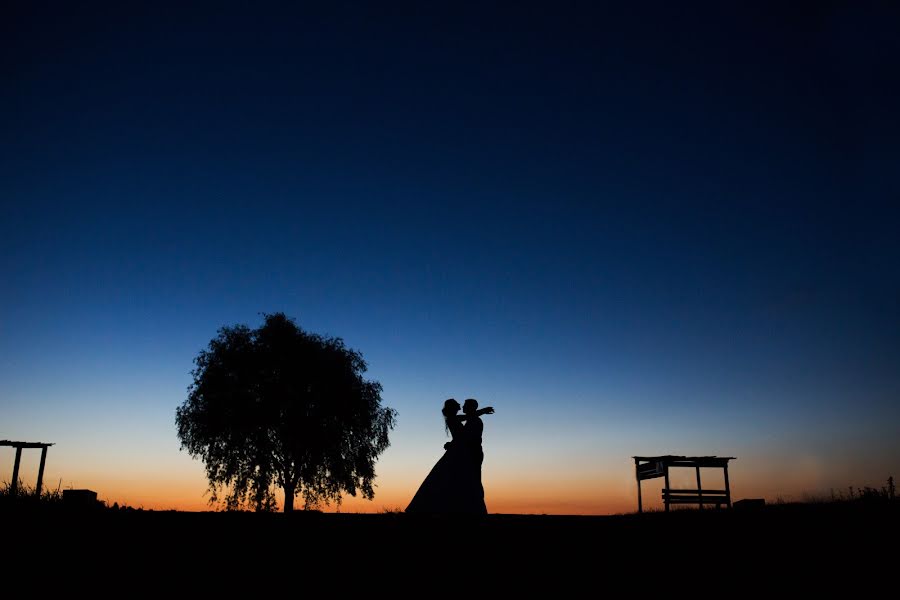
3 502 897 592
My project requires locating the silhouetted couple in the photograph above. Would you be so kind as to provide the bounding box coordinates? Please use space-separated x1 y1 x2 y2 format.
406 398 495 514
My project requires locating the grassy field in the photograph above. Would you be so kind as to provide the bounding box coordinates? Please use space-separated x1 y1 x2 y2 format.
3 501 896 591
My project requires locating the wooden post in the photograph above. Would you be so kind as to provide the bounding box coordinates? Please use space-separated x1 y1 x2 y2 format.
36 446 48 497
723 463 732 508
695 466 703 510
663 463 671 512
11 446 22 496
636 460 643 513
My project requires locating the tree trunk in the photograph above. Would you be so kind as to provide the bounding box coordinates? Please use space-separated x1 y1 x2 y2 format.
283 481 295 513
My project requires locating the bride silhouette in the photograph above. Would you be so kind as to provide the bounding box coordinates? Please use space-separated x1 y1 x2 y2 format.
405 398 495 514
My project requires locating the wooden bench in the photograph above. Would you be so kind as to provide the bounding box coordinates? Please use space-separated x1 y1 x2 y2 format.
634 455 735 512
662 488 729 508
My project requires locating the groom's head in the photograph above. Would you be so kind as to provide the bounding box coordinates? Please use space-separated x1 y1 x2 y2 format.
463 398 478 415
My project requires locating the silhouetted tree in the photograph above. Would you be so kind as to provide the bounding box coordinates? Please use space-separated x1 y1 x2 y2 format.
176 313 397 512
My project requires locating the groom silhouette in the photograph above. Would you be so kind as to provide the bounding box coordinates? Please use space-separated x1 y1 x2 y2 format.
463 398 490 514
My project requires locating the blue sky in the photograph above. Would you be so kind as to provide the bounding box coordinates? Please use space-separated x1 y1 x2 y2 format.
2 2 898 511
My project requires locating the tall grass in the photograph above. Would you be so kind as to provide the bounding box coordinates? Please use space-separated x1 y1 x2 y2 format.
827 476 897 503
0 479 64 506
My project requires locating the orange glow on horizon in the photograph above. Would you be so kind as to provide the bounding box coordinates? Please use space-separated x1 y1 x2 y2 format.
4 446 893 514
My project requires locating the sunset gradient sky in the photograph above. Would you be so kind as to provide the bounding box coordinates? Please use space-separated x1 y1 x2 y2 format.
2 2 899 513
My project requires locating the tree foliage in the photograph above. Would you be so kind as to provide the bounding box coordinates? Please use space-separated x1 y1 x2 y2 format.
176 313 397 512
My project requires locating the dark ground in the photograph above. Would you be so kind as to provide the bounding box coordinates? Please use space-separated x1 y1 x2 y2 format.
3 502 896 592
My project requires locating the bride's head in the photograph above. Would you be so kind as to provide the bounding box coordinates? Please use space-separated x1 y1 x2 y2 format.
442 398 461 434
442 398 461 417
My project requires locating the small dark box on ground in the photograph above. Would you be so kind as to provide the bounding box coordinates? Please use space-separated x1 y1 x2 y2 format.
63 489 98 508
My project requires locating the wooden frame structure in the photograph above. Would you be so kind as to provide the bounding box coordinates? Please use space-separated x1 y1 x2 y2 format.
2 440 54 497
634 455 734 513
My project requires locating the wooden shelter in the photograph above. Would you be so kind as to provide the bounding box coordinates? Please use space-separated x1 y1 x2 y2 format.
1 440 54 497
634 455 734 513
